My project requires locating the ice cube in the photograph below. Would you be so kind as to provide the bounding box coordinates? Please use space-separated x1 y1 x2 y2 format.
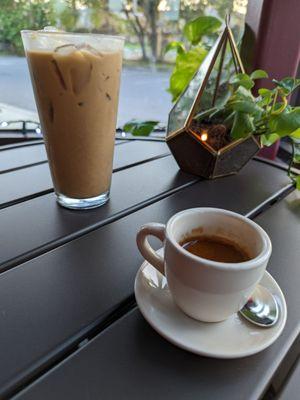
54 44 77 56
41 26 63 32
76 43 103 57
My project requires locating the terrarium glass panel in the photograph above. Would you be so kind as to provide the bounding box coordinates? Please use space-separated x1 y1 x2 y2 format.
166 32 224 138
189 34 242 151
166 23 261 180
167 25 244 143
193 37 239 117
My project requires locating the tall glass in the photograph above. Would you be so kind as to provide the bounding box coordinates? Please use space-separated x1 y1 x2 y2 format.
21 29 124 209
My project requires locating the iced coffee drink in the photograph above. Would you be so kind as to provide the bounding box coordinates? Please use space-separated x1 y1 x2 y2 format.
21 30 124 209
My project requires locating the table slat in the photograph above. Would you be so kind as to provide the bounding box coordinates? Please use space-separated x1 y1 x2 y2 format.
0 140 126 172
0 141 169 207
278 358 300 399
0 155 197 271
13 193 300 400
0 144 46 173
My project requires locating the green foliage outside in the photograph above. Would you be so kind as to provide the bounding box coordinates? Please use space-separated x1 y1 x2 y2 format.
0 0 55 54
0 0 128 55
0 0 244 60
57 0 129 34
123 120 159 136
165 16 222 102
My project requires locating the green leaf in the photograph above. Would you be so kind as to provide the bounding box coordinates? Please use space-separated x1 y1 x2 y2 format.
295 175 300 190
169 69 194 102
233 86 254 101
229 73 254 90
290 128 300 139
164 41 185 55
229 100 263 114
169 47 207 102
223 111 235 128
122 120 159 136
269 108 300 137
250 70 268 80
175 46 207 70
208 108 228 120
292 141 300 163
193 108 217 121
215 90 232 108
231 112 255 139
273 77 300 95
257 88 273 107
123 121 137 133
260 133 280 146
183 16 221 45
258 88 272 96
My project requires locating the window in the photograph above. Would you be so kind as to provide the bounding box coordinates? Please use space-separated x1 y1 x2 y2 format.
0 0 248 130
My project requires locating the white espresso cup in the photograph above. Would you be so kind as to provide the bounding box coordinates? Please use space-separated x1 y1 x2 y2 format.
136 208 272 322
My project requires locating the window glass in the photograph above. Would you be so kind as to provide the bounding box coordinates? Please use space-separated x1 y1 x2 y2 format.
0 0 248 129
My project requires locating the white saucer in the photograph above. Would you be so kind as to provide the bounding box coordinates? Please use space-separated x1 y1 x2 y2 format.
134 249 287 359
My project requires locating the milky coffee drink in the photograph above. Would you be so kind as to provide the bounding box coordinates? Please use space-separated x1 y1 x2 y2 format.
22 31 124 209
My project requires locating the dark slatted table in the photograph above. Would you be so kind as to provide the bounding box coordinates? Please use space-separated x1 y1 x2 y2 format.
0 139 299 400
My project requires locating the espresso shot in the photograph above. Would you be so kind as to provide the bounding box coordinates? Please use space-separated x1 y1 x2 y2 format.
181 235 251 263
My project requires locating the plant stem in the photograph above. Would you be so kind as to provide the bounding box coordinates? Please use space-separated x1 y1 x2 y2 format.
288 137 295 181
271 95 288 115
271 89 278 114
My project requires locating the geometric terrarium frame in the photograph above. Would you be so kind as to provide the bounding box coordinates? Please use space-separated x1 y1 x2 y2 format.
166 18 261 179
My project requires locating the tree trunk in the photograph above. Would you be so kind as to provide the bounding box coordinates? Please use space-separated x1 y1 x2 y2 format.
144 0 159 62
132 9 148 61
123 6 148 61
139 36 148 61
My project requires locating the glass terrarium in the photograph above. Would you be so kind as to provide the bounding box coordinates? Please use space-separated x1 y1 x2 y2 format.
166 21 261 179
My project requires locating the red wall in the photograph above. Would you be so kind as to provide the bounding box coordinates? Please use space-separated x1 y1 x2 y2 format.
246 0 300 159
247 0 300 83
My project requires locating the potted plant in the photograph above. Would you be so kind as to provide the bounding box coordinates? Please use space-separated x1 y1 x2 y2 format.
165 21 300 189
191 72 300 186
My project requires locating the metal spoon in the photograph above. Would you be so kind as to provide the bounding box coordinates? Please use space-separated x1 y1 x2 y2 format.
239 285 279 327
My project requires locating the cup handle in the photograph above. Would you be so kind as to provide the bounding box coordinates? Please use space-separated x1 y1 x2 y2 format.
136 223 166 275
